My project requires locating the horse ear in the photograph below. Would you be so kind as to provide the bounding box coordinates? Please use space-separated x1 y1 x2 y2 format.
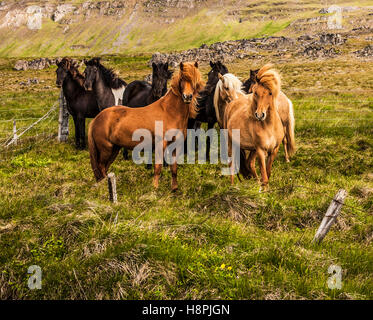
218 73 224 81
180 62 184 71
152 62 157 70
210 61 214 68
164 62 168 70
84 59 88 66
194 61 199 68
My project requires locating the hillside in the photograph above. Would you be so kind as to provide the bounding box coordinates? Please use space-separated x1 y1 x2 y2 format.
0 0 372 57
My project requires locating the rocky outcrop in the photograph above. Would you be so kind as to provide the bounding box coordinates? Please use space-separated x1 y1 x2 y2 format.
14 58 59 70
150 36 294 66
150 33 348 65
302 45 339 58
354 45 373 57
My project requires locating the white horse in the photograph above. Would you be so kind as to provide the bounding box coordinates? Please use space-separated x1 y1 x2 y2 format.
213 73 247 128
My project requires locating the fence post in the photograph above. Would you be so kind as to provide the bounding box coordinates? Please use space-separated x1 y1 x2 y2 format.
12 120 18 145
58 90 69 142
107 172 118 203
313 189 347 243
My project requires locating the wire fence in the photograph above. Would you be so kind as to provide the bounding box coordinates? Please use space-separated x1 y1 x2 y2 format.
0 101 59 162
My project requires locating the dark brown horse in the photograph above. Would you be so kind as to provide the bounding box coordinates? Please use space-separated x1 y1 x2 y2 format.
56 58 100 149
122 62 172 107
88 62 204 191
83 57 127 110
187 61 228 160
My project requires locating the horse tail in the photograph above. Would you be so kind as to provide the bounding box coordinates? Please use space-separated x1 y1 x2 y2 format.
88 119 103 181
285 98 296 158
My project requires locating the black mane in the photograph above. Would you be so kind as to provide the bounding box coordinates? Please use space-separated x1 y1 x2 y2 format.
86 57 127 89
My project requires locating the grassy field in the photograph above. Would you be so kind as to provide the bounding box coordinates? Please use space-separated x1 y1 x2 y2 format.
0 54 372 300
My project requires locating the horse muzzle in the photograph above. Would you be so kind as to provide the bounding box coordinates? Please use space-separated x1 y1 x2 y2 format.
182 93 193 104
255 112 266 121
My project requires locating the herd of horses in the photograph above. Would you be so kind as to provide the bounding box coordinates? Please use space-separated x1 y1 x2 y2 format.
55 58 295 191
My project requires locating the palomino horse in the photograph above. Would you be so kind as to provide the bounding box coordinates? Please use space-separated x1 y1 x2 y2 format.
56 58 100 149
213 73 246 128
123 62 173 107
224 64 295 190
243 68 295 162
88 62 204 191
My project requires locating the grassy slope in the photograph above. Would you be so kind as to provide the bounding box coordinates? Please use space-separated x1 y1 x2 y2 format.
0 0 372 57
0 55 372 299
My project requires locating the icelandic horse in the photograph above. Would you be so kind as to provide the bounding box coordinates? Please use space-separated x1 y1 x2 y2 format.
88 62 204 191
224 64 295 190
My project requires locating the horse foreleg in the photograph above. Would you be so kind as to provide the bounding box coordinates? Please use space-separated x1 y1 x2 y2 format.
170 158 178 191
153 141 166 189
79 117 86 149
72 115 80 149
247 150 258 180
266 146 280 179
257 149 269 191
153 163 162 189
122 148 129 160
206 122 214 162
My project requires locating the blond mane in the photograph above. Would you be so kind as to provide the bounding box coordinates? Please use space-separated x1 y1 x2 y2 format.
213 73 246 125
256 64 281 97
171 62 205 119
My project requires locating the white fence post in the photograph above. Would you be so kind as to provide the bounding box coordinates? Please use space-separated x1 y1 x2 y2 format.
12 120 17 145
58 90 69 142
107 172 118 203
313 189 347 243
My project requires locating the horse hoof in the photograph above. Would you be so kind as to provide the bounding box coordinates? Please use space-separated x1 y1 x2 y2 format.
171 186 178 192
259 185 269 193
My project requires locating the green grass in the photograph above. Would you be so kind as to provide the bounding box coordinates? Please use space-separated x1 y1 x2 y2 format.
0 55 372 299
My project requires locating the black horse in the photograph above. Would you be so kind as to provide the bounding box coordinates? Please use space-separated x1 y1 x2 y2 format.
187 61 229 161
56 58 100 149
83 57 127 110
123 62 172 107
242 69 259 94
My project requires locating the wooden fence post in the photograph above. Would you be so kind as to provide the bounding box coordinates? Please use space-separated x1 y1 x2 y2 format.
107 172 118 203
58 90 69 142
313 189 347 243
12 120 17 145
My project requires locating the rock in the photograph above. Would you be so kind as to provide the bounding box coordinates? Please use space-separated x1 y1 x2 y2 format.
14 58 58 71
52 4 75 22
319 33 346 45
354 45 373 57
19 78 39 86
14 60 28 71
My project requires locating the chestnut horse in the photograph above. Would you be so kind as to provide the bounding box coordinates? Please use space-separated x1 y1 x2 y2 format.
243 68 295 162
224 64 295 190
88 62 204 191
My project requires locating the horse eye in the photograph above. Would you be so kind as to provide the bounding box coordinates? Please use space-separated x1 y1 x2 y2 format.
269 92 272 96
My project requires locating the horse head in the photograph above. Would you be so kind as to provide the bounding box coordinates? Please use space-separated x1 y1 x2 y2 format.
151 62 173 99
207 61 228 88
171 61 204 118
55 57 72 87
243 69 259 94
83 58 101 91
251 64 281 121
